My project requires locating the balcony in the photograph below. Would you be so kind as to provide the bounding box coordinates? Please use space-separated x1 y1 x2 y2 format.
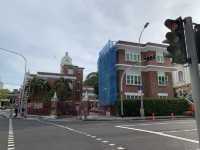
115 60 177 72
141 58 172 67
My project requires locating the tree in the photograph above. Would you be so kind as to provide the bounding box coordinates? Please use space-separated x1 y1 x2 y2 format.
0 89 10 99
26 76 51 101
54 78 72 101
84 72 98 96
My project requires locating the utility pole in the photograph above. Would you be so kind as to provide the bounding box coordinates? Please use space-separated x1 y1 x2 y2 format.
184 17 200 148
138 22 150 118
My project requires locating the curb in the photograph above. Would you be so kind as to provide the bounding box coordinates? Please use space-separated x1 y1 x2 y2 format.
26 114 193 122
83 115 193 121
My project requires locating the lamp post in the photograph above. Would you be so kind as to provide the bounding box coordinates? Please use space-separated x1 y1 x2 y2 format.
120 71 126 117
0 47 28 116
138 22 150 118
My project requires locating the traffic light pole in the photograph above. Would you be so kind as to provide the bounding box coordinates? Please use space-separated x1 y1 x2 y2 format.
184 17 200 148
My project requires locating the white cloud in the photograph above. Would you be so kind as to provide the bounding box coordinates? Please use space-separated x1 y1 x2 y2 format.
0 0 200 90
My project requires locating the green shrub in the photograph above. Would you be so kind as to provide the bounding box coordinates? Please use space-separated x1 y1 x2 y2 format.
116 98 189 116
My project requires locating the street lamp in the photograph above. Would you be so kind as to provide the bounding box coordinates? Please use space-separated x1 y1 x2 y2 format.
139 22 150 44
119 22 150 118
120 71 126 117
138 22 150 118
0 47 28 116
0 48 27 72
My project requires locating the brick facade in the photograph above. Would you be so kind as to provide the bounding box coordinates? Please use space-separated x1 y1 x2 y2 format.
61 65 84 102
116 41 175 98
27 52 84 103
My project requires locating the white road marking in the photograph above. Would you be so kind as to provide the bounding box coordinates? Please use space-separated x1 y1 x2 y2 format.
165 129 197 133
8 119 15 150
8 142 14 145
116 125 199 144
8 141 14 143
117 146 125 149
8 140 14 142
86 134 91 136
96 138 102 141
8 139 14 142
8 135 14 138
121 121 194 127
36 120 124 149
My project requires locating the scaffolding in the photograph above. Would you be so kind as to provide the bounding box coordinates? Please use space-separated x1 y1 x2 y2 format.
98 40 117 106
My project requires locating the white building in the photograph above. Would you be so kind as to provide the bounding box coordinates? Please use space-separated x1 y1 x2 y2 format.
172 64 191 87
172 64 191 97
82 86 97 100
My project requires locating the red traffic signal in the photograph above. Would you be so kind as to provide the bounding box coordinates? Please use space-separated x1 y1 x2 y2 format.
165 19 179 31
163 17 187 64
165 17 183 31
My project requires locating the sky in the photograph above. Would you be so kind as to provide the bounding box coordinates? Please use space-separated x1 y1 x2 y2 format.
0 0 200 90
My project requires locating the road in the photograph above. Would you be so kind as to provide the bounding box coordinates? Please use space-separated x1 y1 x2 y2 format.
0 114 199 150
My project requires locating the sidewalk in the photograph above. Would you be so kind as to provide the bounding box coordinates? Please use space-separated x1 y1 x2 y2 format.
85 115 193 121
26 114 193 122
26 114 79 122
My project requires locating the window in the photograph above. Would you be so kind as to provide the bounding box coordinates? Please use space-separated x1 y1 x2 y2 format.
126 73 141 85
156 52 164 63
158 93 168 99
157 72 168 86
159 96 168 99
178 71 183 81
68 69 74 75
125 94 141 100
125 50 140 62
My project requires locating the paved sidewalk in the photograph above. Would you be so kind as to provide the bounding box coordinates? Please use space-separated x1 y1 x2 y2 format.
26 114 79 122
26 114 193 122
85 115 193 121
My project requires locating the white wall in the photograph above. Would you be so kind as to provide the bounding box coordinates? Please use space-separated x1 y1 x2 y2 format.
172 64 191 87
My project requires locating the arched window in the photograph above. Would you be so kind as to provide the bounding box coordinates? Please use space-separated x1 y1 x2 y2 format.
178 71 183 81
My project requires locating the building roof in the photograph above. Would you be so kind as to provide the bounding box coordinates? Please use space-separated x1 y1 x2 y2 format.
28 72 77 80
116 40 168 48
37 72 65 76
61 65 84 69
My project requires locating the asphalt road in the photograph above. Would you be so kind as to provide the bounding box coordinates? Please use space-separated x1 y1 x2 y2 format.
0 116 199 150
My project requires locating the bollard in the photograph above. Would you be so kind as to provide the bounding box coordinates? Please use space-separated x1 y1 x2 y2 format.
152 113 155 121
171 112 174 120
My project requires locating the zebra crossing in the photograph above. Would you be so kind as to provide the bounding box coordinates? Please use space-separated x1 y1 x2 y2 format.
7 118 15 150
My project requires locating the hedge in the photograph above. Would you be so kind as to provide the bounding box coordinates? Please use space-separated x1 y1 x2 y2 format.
116 98 189 116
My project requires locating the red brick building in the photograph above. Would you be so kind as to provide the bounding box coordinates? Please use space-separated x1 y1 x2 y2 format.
98 41 177 106
26 52 84 115
28 52 83 102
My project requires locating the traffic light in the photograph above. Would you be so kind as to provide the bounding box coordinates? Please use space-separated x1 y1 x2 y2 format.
164 17 187 64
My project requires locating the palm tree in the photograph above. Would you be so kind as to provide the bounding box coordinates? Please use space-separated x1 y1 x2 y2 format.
54 78 72 101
